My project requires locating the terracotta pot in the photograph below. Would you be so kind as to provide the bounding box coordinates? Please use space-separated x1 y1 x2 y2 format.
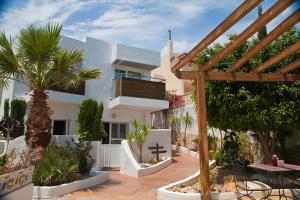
176 141 181 146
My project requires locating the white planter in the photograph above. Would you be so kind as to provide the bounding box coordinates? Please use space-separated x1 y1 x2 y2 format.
33 171 109 199
138 158 173 177
172 145 199 158
120 140 172 177
0 167 33 198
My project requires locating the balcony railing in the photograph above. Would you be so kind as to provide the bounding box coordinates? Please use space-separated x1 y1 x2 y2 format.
48 81 85 95
113 74 166 100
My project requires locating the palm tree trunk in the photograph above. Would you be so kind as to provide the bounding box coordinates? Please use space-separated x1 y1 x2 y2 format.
138 144 143 163
25 89 52 149
183 126 187 147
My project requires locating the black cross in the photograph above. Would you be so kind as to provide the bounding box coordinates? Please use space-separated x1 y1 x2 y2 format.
148 143 167 161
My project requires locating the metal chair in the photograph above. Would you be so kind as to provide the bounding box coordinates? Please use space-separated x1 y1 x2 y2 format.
233 161 272 200
289 178 300 199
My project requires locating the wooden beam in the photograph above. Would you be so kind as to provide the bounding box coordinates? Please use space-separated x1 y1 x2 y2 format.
254 40 300 73
196 72 210 200
280 59 300 74
200 0 295 72
175 71 300 82
171 0 263 73
228 9 300 73
175 71 197 80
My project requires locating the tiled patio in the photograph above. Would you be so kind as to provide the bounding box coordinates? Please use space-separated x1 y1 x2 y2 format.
47 151 199 200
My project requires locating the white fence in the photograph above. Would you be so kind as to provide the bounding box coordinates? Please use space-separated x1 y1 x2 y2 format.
100 144 121 168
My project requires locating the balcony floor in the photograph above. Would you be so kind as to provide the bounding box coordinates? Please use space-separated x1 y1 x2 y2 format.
109 96 169 112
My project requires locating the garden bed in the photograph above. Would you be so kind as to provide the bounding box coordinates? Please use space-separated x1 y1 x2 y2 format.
121 139 172 177
158 165 295 200
33 171 109 199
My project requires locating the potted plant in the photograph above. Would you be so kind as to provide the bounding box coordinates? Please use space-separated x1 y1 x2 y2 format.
0 118 36 199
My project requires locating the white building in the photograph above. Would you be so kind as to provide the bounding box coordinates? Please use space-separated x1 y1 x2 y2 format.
0 36 169 144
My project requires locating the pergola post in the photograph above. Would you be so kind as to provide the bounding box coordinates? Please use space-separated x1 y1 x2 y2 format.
196 72 210 200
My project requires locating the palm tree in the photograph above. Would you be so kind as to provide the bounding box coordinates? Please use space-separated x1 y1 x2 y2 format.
169 115 180 144
182 112 193 147
127 120 150 163
0 23 101 149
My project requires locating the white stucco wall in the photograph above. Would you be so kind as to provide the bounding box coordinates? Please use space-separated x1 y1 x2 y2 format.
120 129 172 177
126 129 172 162
49 102 80 135
112 43 160 70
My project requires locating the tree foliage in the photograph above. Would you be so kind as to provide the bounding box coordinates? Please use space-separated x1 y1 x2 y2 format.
10 99 27 138
77 99 106 141
192 27 300 162
3 99 9 120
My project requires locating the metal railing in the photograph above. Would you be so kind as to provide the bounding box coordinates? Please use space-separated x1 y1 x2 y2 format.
114 73 165 83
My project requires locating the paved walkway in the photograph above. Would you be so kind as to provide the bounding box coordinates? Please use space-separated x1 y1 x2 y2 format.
52 151 199 200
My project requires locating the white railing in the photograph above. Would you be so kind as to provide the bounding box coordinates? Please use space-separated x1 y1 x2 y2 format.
100 144 121 167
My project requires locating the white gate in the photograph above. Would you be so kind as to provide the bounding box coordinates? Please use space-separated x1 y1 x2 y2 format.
100 144 121 167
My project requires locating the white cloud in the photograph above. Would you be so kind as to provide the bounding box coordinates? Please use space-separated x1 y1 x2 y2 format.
0 0 96 37
62 0 241 49
0 0 252 52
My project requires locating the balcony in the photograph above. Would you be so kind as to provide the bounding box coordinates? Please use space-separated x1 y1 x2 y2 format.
111 43 160 70
46 81 86 104
109 74 169 111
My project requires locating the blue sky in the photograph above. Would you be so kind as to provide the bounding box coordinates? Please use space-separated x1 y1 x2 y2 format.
0 0 298 53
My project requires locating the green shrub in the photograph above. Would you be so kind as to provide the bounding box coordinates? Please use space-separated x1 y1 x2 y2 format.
33 145 79 186
77 99 106 141
211 150 223 166
3 99 9 119
237 132 254 163
10 99 26 138
33 142 94 186
66 141 93 175
0 154 8 168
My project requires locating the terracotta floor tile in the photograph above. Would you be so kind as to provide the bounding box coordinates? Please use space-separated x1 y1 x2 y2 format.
48 151 198 200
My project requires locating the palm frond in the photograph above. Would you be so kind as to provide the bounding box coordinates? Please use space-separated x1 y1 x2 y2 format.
17 23 61 66
52 49 83 74
62 68 101 89
0 32 20 80
48 48 101 89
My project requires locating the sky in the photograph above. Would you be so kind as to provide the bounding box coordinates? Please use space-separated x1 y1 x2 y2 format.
0 0 298 53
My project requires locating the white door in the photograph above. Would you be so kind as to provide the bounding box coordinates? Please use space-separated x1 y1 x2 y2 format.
101 144 121 167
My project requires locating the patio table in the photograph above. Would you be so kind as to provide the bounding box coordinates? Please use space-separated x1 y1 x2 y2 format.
248 163 300 199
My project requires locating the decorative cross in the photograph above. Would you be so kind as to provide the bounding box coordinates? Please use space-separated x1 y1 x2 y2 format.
148 143 167 161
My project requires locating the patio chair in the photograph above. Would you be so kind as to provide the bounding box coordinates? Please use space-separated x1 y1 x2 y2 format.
289 178 300 199
233 161 272 200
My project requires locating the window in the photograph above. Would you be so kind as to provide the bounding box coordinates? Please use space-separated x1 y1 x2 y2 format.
115 70 126 78
127 71 141 80
52 120 67 135
114 69 142 80
110 123 128 144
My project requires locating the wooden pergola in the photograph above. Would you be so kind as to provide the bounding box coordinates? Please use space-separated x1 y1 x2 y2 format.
171 1 300 200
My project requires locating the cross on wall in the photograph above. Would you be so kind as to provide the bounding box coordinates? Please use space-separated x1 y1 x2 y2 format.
148 143 167 161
